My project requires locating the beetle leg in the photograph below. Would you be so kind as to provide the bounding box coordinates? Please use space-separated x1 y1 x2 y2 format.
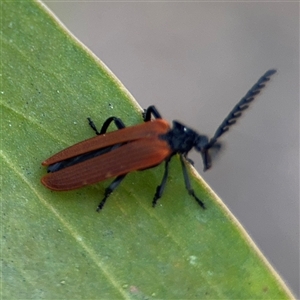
87 116 126 135
143 106 162 121
96 174 127 212
180 155 206 209
152 156 171 207
87 116 127 211
183 154 194 166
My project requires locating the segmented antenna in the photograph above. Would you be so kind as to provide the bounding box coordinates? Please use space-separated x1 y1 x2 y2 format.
206 69 277 148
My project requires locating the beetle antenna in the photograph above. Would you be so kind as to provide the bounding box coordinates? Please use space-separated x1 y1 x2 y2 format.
207 69 276 149
200 69 277 171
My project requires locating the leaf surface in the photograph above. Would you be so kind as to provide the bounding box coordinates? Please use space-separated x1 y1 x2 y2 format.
1 1 293 299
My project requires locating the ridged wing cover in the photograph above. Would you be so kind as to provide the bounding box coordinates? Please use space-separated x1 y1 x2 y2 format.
42 119 170 165
41 138 172 190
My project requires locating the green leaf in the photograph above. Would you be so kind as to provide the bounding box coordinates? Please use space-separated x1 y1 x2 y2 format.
1 1 294 299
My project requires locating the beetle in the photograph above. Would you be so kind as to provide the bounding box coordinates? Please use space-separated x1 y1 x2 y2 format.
41 69 276 211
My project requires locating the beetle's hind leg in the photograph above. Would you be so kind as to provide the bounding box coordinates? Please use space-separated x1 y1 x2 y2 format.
97 175 127 212
87 116 126 135
87 116 127 211
143 106 163 122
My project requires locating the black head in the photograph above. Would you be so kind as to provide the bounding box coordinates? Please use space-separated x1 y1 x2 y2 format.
161 120 215 171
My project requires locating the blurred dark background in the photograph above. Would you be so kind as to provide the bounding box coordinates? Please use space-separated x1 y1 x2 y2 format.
44 2 299 296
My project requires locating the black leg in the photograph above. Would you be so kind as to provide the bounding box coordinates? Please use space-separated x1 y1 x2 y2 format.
88 116 125 135
87 116 127 211
96 175 126 212
143 105 162 122
152 157 172 207
180 155 206 209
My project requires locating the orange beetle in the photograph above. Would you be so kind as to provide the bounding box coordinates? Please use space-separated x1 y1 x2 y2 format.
42 69 276 211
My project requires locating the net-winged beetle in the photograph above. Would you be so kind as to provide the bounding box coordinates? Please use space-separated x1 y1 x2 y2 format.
41 69 276 211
